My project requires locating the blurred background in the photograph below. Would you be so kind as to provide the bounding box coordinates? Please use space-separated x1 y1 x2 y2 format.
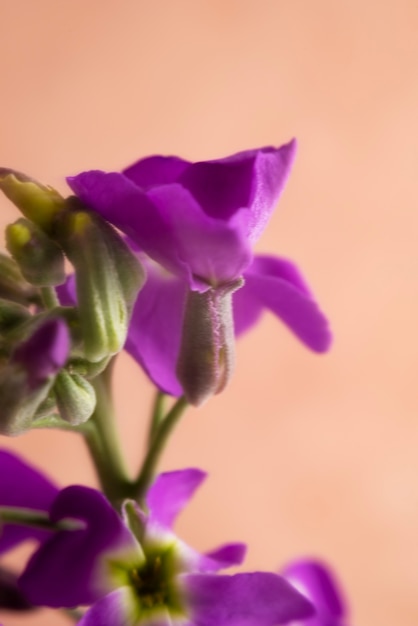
1 1 418 624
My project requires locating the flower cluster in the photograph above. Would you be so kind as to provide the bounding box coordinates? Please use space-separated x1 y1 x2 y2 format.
0 142 349 626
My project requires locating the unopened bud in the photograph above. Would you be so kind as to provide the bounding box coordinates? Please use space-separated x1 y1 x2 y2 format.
0 299 31 336
57 206 145 362
176 279 244 406
0 318 70 435
0 169 66 234
0 253 39 306
6 218 65 286
53 370 96 425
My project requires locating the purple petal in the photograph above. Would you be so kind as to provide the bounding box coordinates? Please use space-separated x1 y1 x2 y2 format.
123 155 190 188
238 255 332 352
282 559 348 625
183 572 314 626
0 450 58 553
13 317 70 388
146 183 252 287
147 469 206 529
77 588 138 626
19 486 137 608
125 262 186 396
67 171 183 277
179 141 296 244
199 543 247 572
68 172 252 288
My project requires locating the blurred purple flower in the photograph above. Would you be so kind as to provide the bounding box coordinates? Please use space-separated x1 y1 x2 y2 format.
282 559 350 626
0 451 314 625
66 144 331 398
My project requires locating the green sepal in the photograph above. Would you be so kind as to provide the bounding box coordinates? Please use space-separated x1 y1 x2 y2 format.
0 299 31 336
0 365 53 435
176 278 244 406
56 204 145 362
6 218 65 286
0 169 66 234
53 370 96 425
67 354 112 379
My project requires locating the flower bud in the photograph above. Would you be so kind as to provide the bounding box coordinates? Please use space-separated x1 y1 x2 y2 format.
57 205 145 362
53 370 96 425
0 318 70 435
176 278 244 406
0 299 31 336
0 253 39 306
0 169 66 234
6 218 65 286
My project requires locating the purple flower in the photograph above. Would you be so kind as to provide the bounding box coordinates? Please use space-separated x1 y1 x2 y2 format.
282 559 350 625
0 451 314 625
67 144 331 401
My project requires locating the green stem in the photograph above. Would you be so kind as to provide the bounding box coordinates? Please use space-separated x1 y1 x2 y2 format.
40 286 59 309
147 391 166 447
134 396 188 502
82 365 134 505
0 506 81 531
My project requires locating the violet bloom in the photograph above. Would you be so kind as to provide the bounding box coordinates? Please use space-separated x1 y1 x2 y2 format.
0 450 314 625
282 559 350 625
67 143 331 403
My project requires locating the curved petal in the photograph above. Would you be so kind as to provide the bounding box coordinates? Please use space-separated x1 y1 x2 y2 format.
67 171 187 281
146 184 252 288
68 172 251 288
78 587 138 626
178 141 296 244
19 486 138 608
240 255 332 352
178 155 256 220
199 543 247 572
183 572 314 626
246 140 297 244
282 559 347 625
147 469 206 529
0 450 58 554
125 263 186 396
123 155 190 188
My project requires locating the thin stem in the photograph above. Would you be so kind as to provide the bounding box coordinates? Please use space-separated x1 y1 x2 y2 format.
82 365 134 505
40 286 59 309
147 391 166 447
0 506 81 531
134 396 188 502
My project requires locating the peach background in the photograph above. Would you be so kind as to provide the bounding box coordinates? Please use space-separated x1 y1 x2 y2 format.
1 1 418 624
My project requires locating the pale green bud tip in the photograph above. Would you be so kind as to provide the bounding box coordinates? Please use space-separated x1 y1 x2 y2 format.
176 278 244 406
0 169 66 232
53 371 96 425
6 219 66 286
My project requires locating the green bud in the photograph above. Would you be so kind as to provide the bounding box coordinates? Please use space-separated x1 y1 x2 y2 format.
176 278 244 406
53 370 96 425
0 170 66 234
6 218 65 286
57 206 145 362
0 253 39 306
